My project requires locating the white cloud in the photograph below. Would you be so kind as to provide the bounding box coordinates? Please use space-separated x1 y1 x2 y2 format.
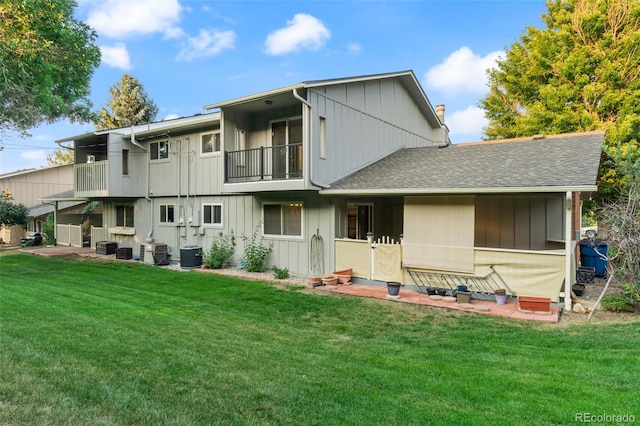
176 29 235 61
265 13 330 55
100 43 131 69
447 106 488 139
21 150 46 160
347 43 362 55
162 114 180 121
86 0 183 39
425 47 503 95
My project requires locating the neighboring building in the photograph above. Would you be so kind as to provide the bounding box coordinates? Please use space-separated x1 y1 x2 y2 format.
58 70 603 309
0 164 81 243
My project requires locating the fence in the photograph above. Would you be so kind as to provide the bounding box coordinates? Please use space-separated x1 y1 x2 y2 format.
56 224 82 247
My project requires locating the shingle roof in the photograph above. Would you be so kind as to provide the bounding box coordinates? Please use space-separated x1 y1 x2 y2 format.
324 131 604 194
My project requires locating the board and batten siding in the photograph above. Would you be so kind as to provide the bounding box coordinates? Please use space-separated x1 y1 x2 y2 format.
308 79 442 186
402 196 475 273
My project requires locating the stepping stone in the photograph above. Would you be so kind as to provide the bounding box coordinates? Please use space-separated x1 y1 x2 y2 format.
474 305 491 312
428 295 444 301
457 303 474 309
443 296 457 303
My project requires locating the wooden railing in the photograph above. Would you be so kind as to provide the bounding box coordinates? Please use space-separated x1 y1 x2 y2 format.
74 161 108 196
225 144 302 183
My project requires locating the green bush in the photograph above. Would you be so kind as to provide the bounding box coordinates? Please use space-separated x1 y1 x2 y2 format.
272 266 289 280
240 225 273 272
203 231 235 269
42 213 55 245
600 294 631 312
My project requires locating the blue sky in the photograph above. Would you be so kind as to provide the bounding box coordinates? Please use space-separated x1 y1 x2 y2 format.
0 0 548 175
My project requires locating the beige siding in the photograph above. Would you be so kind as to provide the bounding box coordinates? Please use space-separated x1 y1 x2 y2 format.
403 196 475 273
1 165 73 208
335 239 370 279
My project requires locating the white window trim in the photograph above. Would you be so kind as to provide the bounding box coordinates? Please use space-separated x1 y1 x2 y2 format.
262 201 304 240
200 130 221 157
202 202 223 228
159 204 176 225
150 140 170 162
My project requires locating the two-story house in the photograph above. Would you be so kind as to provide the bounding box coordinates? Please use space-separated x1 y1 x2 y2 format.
60 70 603 310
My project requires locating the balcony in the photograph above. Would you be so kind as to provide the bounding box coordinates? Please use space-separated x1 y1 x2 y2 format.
225 144 303 183
74 160 108 197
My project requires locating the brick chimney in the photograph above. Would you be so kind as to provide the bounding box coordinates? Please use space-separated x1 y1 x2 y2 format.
436 104 445 124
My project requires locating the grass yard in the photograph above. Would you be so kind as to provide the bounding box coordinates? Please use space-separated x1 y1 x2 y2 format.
1 253 639 425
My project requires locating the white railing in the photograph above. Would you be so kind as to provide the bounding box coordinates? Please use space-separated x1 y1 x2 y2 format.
74 161 108 196
56 224 83 247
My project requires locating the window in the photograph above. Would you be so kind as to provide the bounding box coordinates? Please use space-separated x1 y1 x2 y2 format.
263 202 302 237
347 203 373 240
203 203 222 226
116 205 134 227
122 149 129 175
150 141 169 160
160 204 175 223
319 116 326 159
201 131 221 155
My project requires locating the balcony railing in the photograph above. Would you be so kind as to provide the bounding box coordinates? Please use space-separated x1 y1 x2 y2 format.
225 143 303 183
74 160 108 196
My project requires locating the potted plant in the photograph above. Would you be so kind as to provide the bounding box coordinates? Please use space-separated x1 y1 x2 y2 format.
387 281 401 296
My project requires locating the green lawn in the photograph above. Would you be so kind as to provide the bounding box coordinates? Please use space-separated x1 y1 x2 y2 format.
1 254 639 425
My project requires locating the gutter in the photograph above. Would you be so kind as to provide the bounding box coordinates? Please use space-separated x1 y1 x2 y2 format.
319 185 598 196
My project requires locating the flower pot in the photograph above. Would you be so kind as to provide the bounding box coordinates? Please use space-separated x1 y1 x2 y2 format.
495 294 507 305
309 276 323 287
456 291 471 304
518 296 551 312
426 287 438 295
572 283 585 297
322 276 337 286
494 289 506 296
387 281 401 296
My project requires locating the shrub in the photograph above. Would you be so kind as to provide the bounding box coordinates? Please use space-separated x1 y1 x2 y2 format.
272 266 289 280
240 225 273 272
600 294 631 312
203 231 235 269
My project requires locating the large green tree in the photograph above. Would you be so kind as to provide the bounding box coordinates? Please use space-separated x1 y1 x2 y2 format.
0 0 101 136
480 0 640 201
0 190 28 228
94 74 159 130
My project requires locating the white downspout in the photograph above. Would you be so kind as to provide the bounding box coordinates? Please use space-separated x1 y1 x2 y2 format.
564 191 573 311
130 125 154 243
292 88 329 190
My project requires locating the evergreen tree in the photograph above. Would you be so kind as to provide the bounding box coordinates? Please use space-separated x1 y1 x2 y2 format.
95 74 159 131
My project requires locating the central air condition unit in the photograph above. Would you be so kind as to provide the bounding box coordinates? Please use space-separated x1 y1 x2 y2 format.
144 243 168 266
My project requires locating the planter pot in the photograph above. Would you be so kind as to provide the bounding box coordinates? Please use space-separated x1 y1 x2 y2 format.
456 291 471 304
572 283 586 297
426 287 438 295
332 268 353 276
387 282 401 296
436 288 447 296
518 296 551 312
494 289 507 296
322 276 338 286
495 294 507 305
334 274 352 284
309 276 323 287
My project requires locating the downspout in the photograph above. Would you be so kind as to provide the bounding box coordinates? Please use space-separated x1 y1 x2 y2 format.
292 88 329 190
130 125 154 243
564 191 573 311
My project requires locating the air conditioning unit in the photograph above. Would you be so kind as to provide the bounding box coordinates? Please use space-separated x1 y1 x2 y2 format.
144 243 168 266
